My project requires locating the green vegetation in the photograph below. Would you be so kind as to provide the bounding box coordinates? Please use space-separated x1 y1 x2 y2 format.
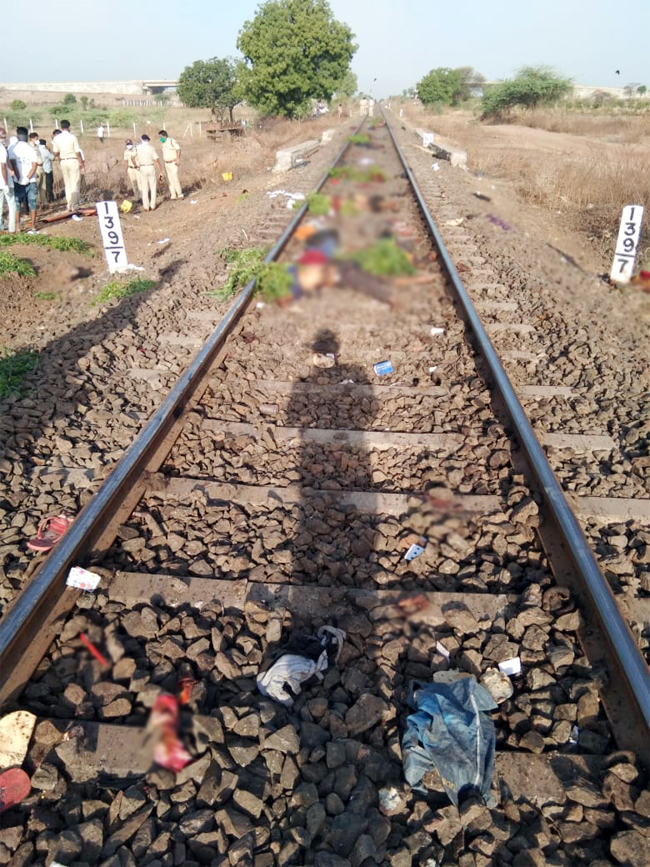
212 247 293 302
80 96 89 110
481 66 573 120
329 164 387 183
0 347 39 399
63 93 77 105
10 99 26 110
418 67 484 108
0 251 36 278
237 192 250 202
334 70 358 99
93 277 156 305
34 291 61 301
347 133 370 145
305 192 332 215
346 238 416 277
237 0 357 118
0 233 93 256
177 57 241 125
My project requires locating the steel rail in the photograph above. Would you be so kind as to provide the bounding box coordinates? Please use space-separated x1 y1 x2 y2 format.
0 123 362 702
383 111 650 746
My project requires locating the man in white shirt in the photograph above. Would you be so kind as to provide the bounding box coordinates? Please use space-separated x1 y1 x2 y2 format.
97 124 104 143
0 127 17 234
51 119 85 211
39 138 55 204
9 127 38 233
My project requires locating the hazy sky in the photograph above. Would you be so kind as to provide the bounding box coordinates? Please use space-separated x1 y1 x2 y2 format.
1 0 648 95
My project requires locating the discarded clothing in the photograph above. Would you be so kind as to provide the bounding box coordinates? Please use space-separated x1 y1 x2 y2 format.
402 677 497 806
257 626 345 707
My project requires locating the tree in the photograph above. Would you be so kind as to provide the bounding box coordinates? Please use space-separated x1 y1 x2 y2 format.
154 92 171 105
237 0 357 118
177 57 240 124
417 67 483 107
638 85 647 96
334 69 357 99
623 83 640 99
63 93 77 105
10 99 26 110
80 96 89 110
481 66 572 120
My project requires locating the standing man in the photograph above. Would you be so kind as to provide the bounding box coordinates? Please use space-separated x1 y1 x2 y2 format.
0 127 17 234
39 138 55 204
135 134 163 211
28 133 44 205
52 120 84 212
123 139 140 200
97 123 104 143
9 127 39 233
158 130 183 200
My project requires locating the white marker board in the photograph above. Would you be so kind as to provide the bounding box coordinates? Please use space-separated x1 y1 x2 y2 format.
610 205 644 283
96 200 128 273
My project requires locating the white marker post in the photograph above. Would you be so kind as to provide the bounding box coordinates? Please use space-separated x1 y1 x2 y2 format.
610 205 644 283
96 201 128 273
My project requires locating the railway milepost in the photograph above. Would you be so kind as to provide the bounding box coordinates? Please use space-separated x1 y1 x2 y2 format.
96 200 129 273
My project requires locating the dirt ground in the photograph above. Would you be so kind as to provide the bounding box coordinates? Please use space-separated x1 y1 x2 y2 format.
399 105 650 275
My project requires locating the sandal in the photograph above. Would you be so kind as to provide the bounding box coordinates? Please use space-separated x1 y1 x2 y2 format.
27 513 74 553
0 769 31 812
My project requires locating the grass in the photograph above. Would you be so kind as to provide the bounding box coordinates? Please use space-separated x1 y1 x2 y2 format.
0 347 39 398
346 238 417 277
211 246 292 302
34 291 61 301
92 277 156 305
0 233 93 255
0 251 36 277
347 133 370 145
329 164 388 183
304 192 332 215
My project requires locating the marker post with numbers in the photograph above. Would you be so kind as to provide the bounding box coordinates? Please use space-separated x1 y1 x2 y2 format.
610 205 644 283
96 200 129 273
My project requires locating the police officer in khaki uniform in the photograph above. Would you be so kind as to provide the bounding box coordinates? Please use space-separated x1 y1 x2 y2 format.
51 120 84 211
135 134 163 211
123 140 140 200
158 130 183 200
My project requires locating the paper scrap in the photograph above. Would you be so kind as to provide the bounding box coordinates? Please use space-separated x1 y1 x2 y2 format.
66 567 102 591
404 543 426 562
430 327 445 336
498 657 522 677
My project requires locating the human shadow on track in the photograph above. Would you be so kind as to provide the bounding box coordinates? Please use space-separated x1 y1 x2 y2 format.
285 327 379 590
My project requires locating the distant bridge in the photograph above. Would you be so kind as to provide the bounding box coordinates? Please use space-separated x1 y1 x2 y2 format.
0 80 178 97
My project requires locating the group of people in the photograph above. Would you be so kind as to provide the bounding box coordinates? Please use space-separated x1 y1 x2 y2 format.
0 121 183 232
124 131 183 211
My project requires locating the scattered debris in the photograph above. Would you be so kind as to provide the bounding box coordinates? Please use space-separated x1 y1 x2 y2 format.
0 769 31 813
71 215 83 222
432 163 440 172
0 710 37 768
27 513 74 553
120 200 132 213
178 676 198 705
430 326 445 336
66 567 102 591
313 352 336 368
379 787 406 816
157 238 170 244
149 694 193 772
257 626 346 707
487 214 513 231
402 677 497 805
445 218 464 227
498 657 522 676
404 541 426 561
79 633 109 668
474 191 491 202
373 360 394 376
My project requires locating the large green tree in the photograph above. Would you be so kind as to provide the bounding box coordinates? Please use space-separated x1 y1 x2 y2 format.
177 57 241 123
481 66 572 120
237 0 357 118
417 67 483 107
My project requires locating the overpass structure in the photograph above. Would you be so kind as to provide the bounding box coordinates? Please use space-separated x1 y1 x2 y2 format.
0 80 178 96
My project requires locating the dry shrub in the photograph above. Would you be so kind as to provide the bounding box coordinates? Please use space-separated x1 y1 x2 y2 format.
510 109 650 145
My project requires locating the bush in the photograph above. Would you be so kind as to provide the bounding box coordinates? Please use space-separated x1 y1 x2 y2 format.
63 93 77 105
10 99 26 110
481 66 572 120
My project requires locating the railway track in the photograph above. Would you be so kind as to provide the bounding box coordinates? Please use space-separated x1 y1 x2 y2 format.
0 115 648 866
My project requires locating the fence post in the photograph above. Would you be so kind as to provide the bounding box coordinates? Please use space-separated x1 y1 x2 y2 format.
198 122 202 136
3 118 7 132
133 121 137 136
80 119 84 134
29 118 33 131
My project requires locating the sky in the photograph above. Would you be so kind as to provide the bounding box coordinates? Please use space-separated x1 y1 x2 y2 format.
1 0 648 96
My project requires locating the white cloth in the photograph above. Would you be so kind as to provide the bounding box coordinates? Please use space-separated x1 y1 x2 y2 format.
0 143 14 189
97 126 104 137
39 144 54 173
256 651 328 707
8 141 37 184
